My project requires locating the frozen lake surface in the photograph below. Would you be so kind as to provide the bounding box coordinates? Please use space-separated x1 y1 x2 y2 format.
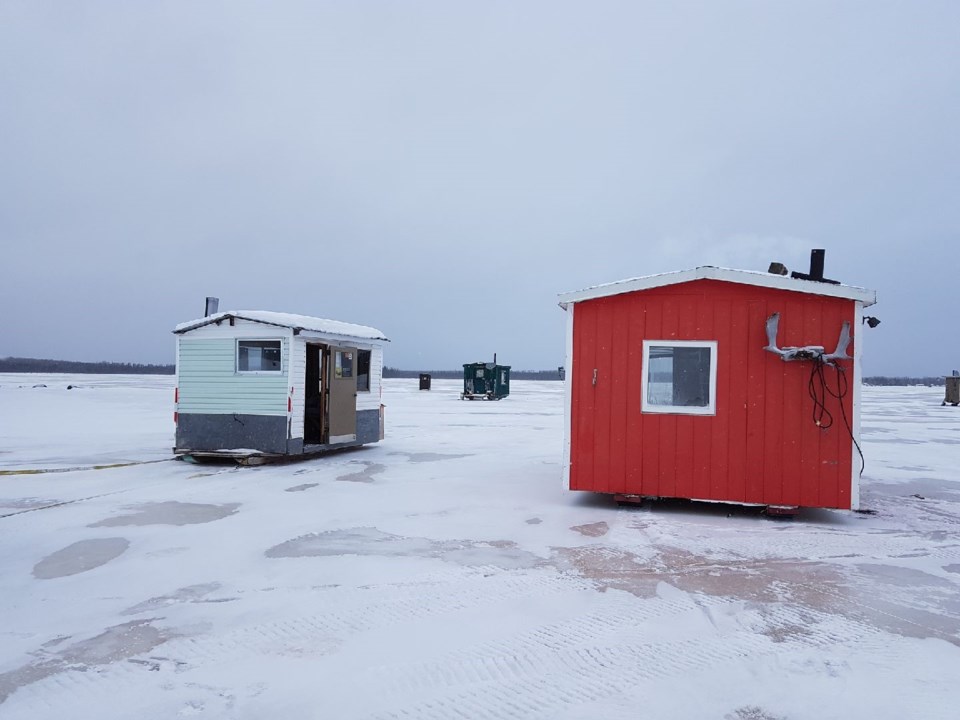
1 374 959 719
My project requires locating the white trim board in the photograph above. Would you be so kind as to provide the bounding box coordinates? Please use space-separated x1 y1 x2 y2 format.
558 266 876 308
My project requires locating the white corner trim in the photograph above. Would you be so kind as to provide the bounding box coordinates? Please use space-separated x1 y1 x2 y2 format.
562 304 574 491
850 301 864 511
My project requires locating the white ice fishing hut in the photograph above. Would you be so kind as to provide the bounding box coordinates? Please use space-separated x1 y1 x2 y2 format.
173 311 387 458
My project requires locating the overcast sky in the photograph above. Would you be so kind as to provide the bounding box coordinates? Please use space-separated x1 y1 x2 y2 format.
1 1 957 376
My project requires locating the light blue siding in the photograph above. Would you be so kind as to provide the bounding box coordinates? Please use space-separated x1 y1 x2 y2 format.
178 338 288 416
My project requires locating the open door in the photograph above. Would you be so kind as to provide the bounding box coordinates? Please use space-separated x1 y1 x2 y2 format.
304 343 326 445
327 346 357 444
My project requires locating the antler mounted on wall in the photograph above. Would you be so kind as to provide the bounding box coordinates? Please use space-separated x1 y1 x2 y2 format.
764 313 851 366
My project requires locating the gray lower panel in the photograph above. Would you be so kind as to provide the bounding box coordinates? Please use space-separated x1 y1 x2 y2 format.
176 410 381 456
356 408 381 444
176 413 288 455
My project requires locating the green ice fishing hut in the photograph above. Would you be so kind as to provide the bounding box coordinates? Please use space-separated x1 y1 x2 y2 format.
461 357 511 400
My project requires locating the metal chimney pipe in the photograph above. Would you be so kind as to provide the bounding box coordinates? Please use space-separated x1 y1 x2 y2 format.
790 249 839 284
204 297 219 316
809 249 825 281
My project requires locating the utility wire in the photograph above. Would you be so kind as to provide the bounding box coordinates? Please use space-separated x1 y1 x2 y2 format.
807 356 866 477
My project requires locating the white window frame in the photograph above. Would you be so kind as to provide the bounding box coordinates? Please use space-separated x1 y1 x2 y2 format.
641 340 717 415
236 338 284 375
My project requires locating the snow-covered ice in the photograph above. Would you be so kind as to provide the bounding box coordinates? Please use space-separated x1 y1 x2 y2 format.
1 374 959 719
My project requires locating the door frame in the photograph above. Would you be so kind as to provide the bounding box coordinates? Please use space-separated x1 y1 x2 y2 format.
304 343 328 445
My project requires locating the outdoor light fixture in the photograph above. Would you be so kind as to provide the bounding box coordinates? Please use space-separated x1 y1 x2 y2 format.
863 316 881 328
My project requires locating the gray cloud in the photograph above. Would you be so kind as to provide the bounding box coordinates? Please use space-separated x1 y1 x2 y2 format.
1 1 957 375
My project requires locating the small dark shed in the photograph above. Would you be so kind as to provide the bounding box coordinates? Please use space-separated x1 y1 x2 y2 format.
461 362 511 400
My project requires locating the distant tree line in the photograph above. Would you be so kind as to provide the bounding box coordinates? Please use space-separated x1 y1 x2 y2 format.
0 358 947 386
383 366 565 381
393 371 945 385
0 358 564 379
863 376 946 387
0 357 175 375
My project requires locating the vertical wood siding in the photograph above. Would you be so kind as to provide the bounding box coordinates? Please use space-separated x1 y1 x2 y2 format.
569 279 856 509
178 338 289 416
289 338 307 437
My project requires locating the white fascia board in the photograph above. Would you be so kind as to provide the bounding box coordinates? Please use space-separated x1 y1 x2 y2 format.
175 311 389 341
558 266 877 308
295 330 387 347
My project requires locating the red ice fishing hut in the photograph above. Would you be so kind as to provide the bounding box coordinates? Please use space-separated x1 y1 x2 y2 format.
559 251 878 512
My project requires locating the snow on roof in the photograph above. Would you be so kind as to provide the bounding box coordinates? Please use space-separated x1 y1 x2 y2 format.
174 311 388 341
558 265 877 308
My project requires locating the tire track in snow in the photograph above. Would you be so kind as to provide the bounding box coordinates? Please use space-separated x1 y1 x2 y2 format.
313 591 888 720
360 627 884 720
927 544 960 563
1 568 590 715
172 568 593 661
6 571 948 720
7 545 954 717
356 637 758 720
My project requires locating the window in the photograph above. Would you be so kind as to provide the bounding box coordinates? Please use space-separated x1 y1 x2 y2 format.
357 350 371 391
237 340 282 373
641 340 717 415
335 350 353 378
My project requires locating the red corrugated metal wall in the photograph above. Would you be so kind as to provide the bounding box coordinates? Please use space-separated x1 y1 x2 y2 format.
569 279 856 509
